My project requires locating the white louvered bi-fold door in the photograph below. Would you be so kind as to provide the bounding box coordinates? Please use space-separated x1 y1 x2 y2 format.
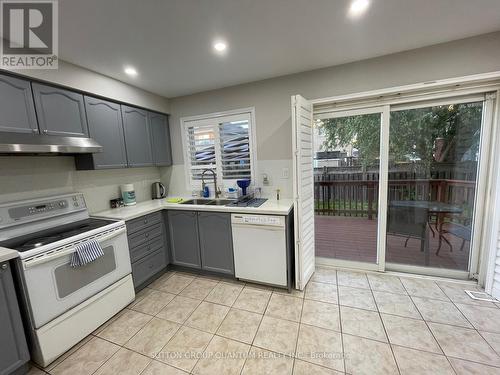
292 95 315 290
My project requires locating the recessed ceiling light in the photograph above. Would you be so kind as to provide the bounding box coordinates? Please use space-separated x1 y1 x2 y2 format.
213 41 227 53
349 0 370 17
124 66 138 76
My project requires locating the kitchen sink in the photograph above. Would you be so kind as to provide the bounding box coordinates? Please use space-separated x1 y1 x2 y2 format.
180 199 213 205
206 199 235 206
180 198 236 206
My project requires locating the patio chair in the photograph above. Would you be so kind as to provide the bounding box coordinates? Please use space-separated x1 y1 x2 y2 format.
436 222 471 255
387 205 429 253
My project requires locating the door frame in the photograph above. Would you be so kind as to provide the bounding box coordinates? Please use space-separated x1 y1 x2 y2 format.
314 105 390 272
310 72 500 281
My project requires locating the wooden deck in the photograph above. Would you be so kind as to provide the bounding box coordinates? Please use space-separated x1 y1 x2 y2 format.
315 215 470 270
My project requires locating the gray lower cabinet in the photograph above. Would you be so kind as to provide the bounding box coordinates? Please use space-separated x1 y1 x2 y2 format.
168 211 201 269
126 212 168 290
167 210 234 275
75 97 128 170
32 83 89 137
0 261 30 375
131 249 166 289
0 74 38 134
149 112 172 166
198 212 234 275
122 105 153 167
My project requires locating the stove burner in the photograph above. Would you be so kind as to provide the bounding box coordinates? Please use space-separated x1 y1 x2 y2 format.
23 236 63 249
2 218 117 252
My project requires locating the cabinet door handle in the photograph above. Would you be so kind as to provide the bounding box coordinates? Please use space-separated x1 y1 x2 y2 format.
144 219 148 224
145 233 149 238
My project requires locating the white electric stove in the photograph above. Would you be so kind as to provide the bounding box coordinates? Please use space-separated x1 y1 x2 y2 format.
0 193 135 367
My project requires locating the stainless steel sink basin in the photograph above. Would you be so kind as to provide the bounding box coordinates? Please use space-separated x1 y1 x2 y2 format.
180 198 236 206
206 199 235 206
180 199 213 205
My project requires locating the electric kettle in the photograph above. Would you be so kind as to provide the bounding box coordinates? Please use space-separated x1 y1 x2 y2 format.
152 182 167 199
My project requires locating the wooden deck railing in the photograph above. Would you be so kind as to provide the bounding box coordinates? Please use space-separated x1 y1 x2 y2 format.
314 178 476 219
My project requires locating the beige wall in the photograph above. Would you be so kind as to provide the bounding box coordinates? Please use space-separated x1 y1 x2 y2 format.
169 31 500 164
0 61 170 212
2 32 500 207
165 31 500 197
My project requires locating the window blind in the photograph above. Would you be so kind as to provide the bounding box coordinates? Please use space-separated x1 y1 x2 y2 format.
183 110 255 190
186 123 217 181
218 120 251 180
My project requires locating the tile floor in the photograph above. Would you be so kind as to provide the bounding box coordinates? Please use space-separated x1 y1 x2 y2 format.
29 268 500 375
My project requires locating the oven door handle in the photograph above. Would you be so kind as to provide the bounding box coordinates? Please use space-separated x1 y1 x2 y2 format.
23 227 127 269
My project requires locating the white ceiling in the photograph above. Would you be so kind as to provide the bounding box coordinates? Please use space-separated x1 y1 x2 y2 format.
59 0 500 98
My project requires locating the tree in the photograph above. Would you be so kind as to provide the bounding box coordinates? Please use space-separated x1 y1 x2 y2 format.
320 102 483 175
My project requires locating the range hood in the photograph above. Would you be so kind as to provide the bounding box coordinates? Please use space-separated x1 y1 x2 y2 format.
0 132 103 154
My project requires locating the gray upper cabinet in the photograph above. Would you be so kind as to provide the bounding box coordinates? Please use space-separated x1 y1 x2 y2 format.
122 105 153 167
0 262 30 375
168 210 201 269
149 112 172 166
0 74 38 134
198 212 234 275
76 97 128 169
32 83 89 137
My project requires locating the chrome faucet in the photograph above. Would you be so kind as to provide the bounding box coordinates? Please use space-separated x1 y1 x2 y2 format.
201 169 222 198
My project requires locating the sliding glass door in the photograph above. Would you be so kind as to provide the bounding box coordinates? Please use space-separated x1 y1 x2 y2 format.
385 99 485 274
314 107 386 270
313 93 495 278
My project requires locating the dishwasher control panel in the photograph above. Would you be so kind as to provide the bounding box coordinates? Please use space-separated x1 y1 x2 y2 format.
231 214 285 227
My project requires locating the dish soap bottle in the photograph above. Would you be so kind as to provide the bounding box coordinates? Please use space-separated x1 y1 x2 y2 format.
203 185 210 198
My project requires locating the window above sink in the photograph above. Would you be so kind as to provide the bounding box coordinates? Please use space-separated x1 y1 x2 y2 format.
181 107 257 192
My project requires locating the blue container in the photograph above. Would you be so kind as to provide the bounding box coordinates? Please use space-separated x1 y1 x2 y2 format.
237 179 251 196
203 185 210 198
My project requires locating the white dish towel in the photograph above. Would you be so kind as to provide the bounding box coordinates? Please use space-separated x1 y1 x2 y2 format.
70 239 104 268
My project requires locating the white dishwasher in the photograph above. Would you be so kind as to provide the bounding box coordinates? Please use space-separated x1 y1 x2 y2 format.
231 214 287 287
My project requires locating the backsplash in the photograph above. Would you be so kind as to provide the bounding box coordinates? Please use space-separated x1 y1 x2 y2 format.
0 156 162 213
161 159 293 199
0 156 292 214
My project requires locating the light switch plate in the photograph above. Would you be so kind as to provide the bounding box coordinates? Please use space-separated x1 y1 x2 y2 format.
282 168 289 179
262 173 270 185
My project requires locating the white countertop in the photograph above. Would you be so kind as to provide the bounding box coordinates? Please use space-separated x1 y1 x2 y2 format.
94 197 294 221
0 247 19 262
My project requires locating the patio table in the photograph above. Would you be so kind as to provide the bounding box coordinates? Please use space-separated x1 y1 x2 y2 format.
389 200 463 266
389 200 463 214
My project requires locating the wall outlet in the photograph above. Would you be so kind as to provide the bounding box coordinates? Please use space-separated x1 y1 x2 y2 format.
282 168 289 179
262 173 270 186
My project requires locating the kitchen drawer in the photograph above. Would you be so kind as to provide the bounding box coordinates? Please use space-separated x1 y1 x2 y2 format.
132 248 166 288
130 236 164 263
128 222 163 249
126 212 162 234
